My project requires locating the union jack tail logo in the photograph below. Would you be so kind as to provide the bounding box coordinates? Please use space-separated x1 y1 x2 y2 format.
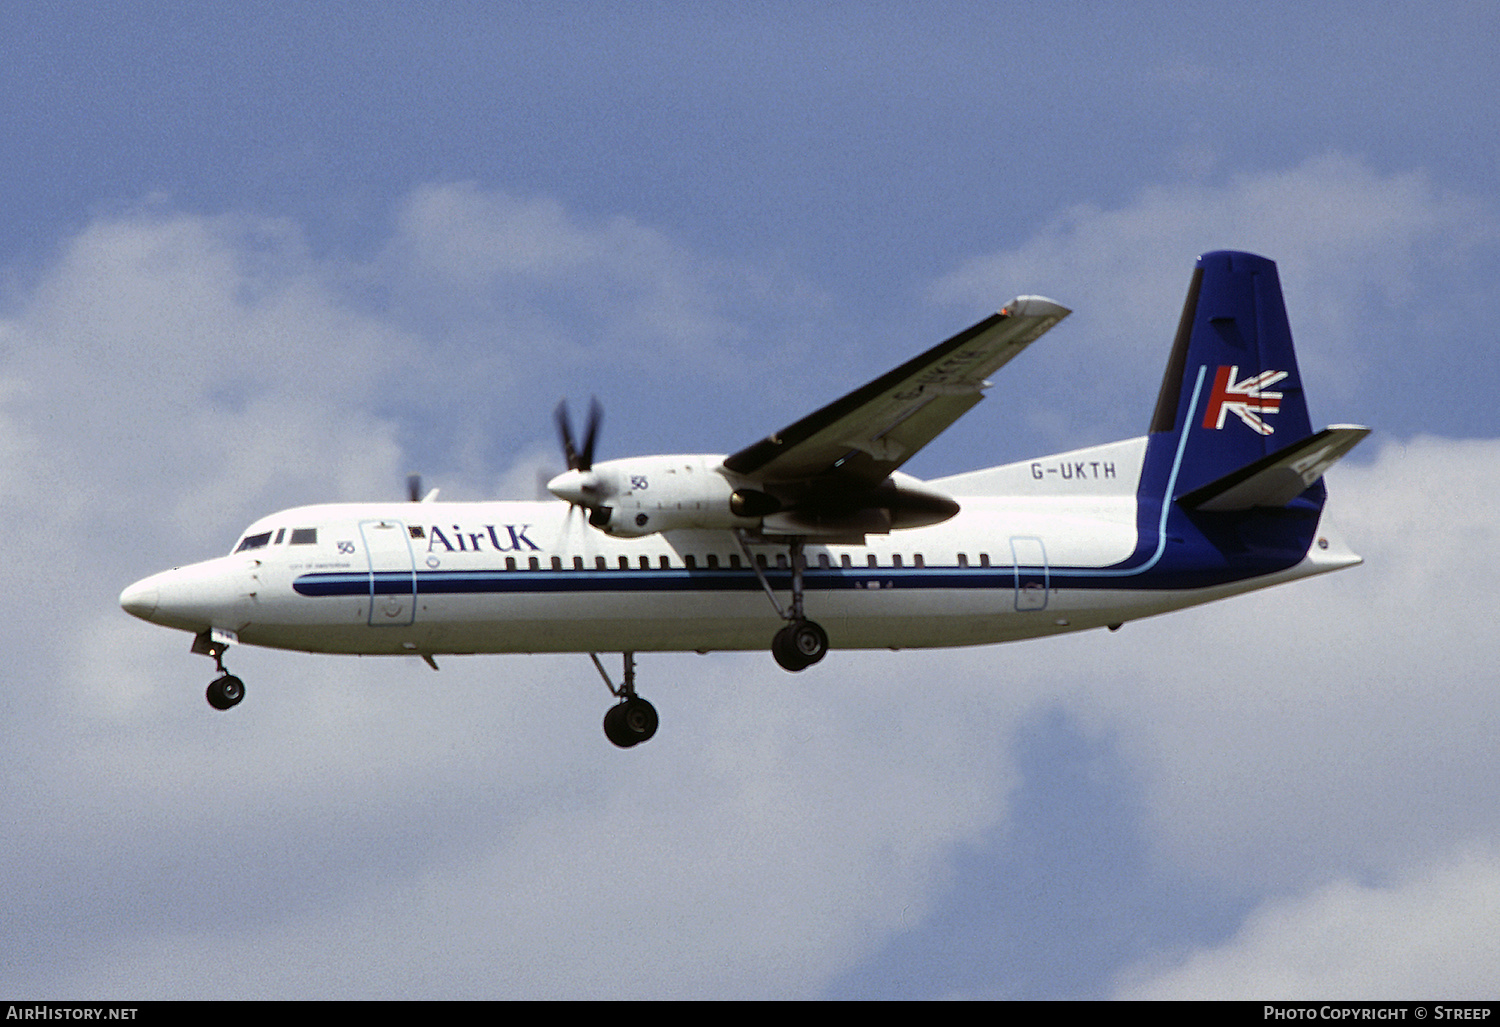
1202 365 1288 435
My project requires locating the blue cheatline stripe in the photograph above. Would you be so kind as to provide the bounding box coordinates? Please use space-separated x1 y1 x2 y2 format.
1065 364 1207 581
294 567 1017 597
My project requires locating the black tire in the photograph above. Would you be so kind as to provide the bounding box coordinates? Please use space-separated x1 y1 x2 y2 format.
604 697 658 747
603 703 631 746
772 620 828 672
206 674 245 711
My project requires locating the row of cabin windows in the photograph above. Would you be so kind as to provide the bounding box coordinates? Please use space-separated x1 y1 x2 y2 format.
230 525 997 569
234 527 319 553
491 552 996 571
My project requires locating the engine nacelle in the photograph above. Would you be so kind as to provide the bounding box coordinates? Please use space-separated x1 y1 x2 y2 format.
758 471 960 539
576 455 760 537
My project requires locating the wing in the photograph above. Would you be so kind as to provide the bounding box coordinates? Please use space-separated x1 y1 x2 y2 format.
722 296 1070 488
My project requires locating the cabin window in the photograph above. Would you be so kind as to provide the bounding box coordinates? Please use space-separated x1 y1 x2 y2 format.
913 554 924 568
706 554 720 569
683 555 697 569
596 556 607 570
234 531 273 553
639 556 650 569
892 554 903 568
729 554 742 569
506 557 517 571
840 554 852 568
528 557 540 571
659 556 670 569
817 554 831 569
290 528 318 545
867 555 878 568
551 557 563 571
573 556 585 570
957 553 969 568
979 554 991 567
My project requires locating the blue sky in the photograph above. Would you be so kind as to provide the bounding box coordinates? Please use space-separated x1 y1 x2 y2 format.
3 2 1498 999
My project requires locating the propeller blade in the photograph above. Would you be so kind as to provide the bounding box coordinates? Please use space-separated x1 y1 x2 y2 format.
579 397 602 471
556 401 580 471
555 398 603 472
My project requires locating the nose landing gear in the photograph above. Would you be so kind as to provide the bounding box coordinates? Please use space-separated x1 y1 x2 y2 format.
195 629 245 711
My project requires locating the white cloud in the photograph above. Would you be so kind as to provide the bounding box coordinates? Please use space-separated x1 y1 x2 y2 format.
381 181 804 382
14 648 1031 999
1116 847 1500 999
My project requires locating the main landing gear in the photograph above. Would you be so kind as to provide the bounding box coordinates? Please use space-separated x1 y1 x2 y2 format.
195 630 245 711
736 531 830 673
592 651 658 748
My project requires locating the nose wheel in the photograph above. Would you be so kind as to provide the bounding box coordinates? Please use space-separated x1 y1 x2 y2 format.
207 674 245 710
195 629 246 711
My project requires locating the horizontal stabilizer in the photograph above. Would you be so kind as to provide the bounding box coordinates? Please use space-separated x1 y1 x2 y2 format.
1177 425 1371 512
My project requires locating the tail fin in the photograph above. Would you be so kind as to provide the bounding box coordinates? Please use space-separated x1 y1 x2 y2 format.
1143 251 1350 509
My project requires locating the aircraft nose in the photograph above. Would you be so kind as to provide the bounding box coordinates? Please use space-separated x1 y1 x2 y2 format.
119 578 159 620
118 558 253 632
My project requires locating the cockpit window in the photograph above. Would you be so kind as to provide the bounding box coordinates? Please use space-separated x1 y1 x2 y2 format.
289 528 318 545
234 531 273 553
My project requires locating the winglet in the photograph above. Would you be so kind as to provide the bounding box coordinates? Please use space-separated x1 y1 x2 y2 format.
1005 295 1070 320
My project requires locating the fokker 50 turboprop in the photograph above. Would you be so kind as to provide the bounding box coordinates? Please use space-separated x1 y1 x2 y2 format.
121 251 1368 747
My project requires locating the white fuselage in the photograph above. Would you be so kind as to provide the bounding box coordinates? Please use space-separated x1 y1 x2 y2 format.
118 438 1361 660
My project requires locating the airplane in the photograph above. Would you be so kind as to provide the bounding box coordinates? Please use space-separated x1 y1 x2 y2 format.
120 250 1369 748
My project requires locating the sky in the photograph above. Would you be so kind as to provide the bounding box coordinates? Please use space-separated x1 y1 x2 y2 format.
2 1 1498 1000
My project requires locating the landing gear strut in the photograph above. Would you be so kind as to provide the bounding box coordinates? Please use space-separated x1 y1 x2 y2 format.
736 531 830 672
195 630 245 711
592 651 658 748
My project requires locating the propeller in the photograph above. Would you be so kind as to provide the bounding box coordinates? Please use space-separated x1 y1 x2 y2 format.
549 398 610 526
406 473 438 503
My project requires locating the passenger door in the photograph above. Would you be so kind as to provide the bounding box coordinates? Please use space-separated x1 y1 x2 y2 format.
1010 536 1049 612
360 519 417 627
